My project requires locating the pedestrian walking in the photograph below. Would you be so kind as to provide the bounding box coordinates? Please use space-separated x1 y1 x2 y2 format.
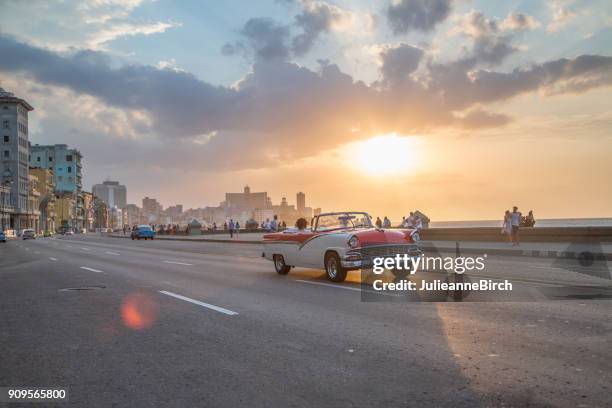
511 206 521 245
502 210 512 243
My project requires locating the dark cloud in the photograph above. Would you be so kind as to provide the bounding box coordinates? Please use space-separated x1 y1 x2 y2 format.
387 0 452 34
379 43 424 86
239 17 292 61
1 33 611 171
292 1 344 56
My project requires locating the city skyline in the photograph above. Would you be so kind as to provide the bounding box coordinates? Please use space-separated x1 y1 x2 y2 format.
0 1 611 221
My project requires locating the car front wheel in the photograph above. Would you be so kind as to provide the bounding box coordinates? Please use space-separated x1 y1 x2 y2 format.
273 255 291 275
325 252 347 282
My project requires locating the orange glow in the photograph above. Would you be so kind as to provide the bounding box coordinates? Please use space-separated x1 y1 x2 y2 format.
121 293 157 330
344 133 422 177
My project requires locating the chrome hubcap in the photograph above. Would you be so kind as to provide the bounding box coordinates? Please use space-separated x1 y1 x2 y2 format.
275 257 284 270
327 258 337 278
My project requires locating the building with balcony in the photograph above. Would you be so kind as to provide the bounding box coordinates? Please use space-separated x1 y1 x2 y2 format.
30 144 82 194
1 87 34 232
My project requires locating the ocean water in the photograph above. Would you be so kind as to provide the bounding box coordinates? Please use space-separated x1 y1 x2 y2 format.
429 218 612 228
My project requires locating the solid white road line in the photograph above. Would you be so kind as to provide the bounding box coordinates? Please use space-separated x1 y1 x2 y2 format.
159 290 238 316
295 279 362 292
105 251 120 255
295 279 402 297
163 260 193 266
80 266 103 273
49 257 58 261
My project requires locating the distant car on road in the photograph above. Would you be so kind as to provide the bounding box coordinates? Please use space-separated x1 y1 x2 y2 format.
131 225 156 240
22 229 36 240
63 229 74 236
263 211 422 282
0 230 6 243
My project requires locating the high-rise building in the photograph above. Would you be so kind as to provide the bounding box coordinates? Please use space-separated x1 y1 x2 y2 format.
225 185 269 213
142 196 162 221
30 144 82 194
0 87 34 231
92 180 127 209
296 192 305 215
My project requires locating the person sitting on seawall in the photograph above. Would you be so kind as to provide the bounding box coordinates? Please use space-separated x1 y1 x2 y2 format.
382 216 391 228
521 210 536 227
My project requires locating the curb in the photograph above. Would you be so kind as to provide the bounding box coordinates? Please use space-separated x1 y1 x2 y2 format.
419 244 612 262
107 235 612 260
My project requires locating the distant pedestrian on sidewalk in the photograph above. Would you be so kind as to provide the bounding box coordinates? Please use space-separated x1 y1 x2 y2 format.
511 206 521 246
235 221 240 235
229 219 234 238
523 210 536 227
270 215 279 232
375 217 382 229
502 210 512 243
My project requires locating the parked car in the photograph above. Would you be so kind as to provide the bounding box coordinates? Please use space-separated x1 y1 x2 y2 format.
22 229 36 240
0 230 6 243
131 225 156 240
262 212 422 282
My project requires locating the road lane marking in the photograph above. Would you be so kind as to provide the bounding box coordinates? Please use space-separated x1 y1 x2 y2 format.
105 251 120 255
80 266 103 273
295 279 402 297
35 251 40 254
81 247 91 251
49 257 58 261
24 247 29 251
159 290 238 316
67 245 73 248
163 260 193 266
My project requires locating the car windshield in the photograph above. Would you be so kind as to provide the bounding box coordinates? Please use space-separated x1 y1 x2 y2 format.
138 226 152 231
316 213 372 231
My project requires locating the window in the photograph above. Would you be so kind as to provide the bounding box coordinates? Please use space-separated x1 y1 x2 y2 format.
3 136 7 143
67 166 72 173
66 155 73 162
3 150 8 158
49 157 53 162
36 156 40 162
68 177 73 182
2 120 8 129
58 176 63 182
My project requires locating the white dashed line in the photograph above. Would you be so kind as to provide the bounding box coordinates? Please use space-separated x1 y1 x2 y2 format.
81 247 90 251
159 290 238 316
49 257 58 261
80 266 103 273
67 245 73 248
163 260 193 266
105 251 120 255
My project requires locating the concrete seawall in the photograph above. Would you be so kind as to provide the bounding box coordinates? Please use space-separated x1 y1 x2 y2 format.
420 227 612 243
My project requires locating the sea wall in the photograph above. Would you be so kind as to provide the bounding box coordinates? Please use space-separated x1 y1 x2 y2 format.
420 227 612 243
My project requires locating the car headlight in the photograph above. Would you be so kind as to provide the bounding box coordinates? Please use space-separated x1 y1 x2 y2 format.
348 235 359 248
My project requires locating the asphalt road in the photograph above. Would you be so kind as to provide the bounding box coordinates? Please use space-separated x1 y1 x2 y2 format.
1 235 611 407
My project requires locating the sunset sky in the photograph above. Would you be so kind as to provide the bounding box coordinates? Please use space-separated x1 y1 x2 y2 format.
1 0 611 221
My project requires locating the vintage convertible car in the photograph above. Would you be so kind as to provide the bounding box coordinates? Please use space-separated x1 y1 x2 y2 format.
262 212 422 282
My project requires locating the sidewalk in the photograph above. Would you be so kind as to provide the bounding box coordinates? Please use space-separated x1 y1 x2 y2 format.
109 233 612 260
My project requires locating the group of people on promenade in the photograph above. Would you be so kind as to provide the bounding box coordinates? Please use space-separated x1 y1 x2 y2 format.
502 207 535 245
374 212 424 230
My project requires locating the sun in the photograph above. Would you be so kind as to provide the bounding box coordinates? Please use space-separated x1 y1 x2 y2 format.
345 133 422 177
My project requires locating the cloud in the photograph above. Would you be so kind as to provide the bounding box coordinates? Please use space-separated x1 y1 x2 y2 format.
456 109 512 129
379 43 424 86
292 1 350 56
387 0 452 34
1 33 611 172
500 13 540 32
0 0 179 51
547 3 577 33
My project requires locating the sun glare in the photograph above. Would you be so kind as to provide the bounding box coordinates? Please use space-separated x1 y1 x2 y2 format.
346 133 422 177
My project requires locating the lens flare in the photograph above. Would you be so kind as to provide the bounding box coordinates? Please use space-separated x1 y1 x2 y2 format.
121 293 157 330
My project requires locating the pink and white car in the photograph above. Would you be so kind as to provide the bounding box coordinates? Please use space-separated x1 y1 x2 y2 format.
262 212 422 282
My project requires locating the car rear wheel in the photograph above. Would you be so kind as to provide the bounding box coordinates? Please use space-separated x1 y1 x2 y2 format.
273 255 291 275
325 252 347 282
